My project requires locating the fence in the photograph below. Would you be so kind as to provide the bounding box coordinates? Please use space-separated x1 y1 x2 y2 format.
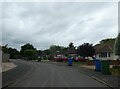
2 53 10 62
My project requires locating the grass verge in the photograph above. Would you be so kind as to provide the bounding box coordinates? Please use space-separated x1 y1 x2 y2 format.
110 67 120 76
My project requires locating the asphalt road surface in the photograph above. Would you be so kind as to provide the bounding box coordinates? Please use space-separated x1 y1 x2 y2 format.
3 60 110 88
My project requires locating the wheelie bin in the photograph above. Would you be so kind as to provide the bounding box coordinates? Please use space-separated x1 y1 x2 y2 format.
101 60 111 75
93 59 101 72
68 57 73 66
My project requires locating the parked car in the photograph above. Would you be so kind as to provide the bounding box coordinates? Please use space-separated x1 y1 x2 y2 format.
54 57 68 62
78 57 86 62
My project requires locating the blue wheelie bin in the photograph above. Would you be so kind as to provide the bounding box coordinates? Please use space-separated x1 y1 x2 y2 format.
93 59 101 72
68 57 73 66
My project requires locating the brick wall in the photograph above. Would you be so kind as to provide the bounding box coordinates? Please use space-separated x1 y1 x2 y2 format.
109 60 120 65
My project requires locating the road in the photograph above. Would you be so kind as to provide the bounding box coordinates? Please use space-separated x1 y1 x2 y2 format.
3 60 110 88
2 59 32 87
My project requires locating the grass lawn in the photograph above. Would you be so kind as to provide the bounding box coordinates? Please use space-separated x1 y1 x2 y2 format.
110 67 120 76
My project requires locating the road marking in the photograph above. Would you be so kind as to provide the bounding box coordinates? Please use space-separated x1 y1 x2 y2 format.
91 76 114 89
2 82 14 89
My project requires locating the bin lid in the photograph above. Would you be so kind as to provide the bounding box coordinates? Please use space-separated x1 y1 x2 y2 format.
100 60 109 62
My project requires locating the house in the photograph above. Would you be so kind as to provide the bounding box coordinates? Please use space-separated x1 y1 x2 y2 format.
94 41 118 60
67 47 77 57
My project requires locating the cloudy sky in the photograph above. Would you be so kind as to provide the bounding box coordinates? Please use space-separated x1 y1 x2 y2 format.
2 2 118 50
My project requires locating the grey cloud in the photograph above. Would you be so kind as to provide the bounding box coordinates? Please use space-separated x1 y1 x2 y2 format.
2 2 118 50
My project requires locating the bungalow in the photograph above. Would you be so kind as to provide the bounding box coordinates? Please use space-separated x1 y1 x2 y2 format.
67 47 78 57
94 42 118 60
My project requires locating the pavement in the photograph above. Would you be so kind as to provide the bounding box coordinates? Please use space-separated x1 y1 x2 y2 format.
2 61 17 72
77 66 119 89
2 60 119 89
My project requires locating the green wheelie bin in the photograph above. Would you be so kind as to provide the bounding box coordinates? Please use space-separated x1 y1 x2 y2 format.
100 60 111 75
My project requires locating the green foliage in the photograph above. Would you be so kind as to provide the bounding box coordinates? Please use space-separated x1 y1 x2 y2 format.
2 45 19 59
24 49 37 60
20 43 37 59
2 45 9 53
114 33 120 55
69 42 74 48
37 49 50 59
49 45 66 55
37 50 42 56
77 43 95 58
24 49 37 56
8 48 19 59
13 55 21 59
20 43 36 55
42 49 50 55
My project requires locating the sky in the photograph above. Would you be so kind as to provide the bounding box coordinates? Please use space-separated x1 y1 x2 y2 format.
1 2 118 51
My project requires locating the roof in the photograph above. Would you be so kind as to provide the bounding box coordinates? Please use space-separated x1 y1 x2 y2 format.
94 41 115 53
67 48 77 54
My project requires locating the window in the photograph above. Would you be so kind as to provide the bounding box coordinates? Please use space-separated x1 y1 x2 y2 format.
99 52 108 58
99 54 101 57
105 52 107 57
108 52 111 57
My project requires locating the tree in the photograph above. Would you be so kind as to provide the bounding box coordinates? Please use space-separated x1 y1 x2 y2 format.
2 45 20 59
77 43 95 58
24 49 37 60
49 45 65 55
37 50 42 56
69 42 74 48
100 38 115 44
2 44 9 53
8 47 19 59
43 49 50 55
114 33 120 58
20 43 36 55
48 45 67 60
